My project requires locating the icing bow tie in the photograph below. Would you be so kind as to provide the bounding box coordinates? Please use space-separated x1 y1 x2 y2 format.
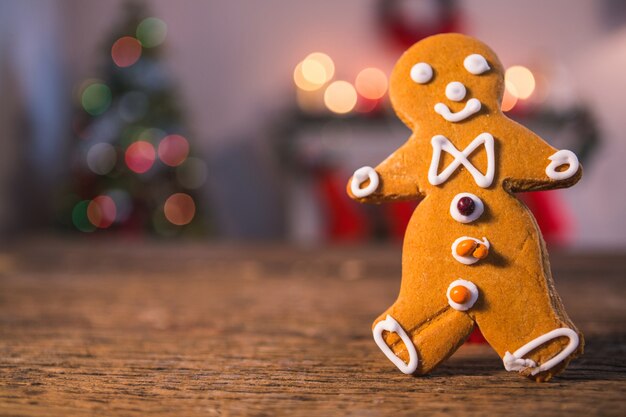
428 133 495 188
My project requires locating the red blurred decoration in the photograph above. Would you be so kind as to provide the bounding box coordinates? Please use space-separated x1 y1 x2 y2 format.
87 196 117 228
521 191 572 246
466 327 487 344
158 134 190 167
111 36 142 68
317 170 369 241
378 0 463 50
125 141 156 173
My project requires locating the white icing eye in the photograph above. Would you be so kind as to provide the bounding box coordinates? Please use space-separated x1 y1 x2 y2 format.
464 54 490 75
410 62 433 84
445 81 466 101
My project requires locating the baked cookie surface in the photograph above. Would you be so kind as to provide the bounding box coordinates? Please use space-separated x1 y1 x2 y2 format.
347 33 583 382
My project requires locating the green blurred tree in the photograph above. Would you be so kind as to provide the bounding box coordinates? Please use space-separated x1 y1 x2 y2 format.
61 1 209 236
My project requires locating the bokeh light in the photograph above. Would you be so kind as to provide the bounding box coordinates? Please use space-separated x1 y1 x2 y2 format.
125 141 156 173
72 200 96 232
293 52 334 91
87 195 117 228
324 81 357 114
118 91 149 122
176 157 208 189
502 80 519 112
86 143 117 175
293 62 319 91
164 193 195 226
81 83 112 116
158 134 189 167
505 65 536 99
355 67 388 100
111 36 142 68
136 17 168 48
107 189 133 222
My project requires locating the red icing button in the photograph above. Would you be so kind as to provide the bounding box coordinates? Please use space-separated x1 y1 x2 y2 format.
457 196 475 216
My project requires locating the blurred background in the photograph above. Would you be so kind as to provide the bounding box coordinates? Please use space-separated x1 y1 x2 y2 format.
0 0 625 249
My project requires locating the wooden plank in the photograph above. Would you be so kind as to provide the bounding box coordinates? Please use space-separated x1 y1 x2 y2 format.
0 239 624 416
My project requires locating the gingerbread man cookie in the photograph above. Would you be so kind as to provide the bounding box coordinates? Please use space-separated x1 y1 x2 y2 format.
347 34 583 381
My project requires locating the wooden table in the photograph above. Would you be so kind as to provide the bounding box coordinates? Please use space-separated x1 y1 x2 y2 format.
0 239 624 416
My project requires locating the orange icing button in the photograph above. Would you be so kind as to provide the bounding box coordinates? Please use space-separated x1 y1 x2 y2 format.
449 285 471 304
472 244 489 259
455 239 478 256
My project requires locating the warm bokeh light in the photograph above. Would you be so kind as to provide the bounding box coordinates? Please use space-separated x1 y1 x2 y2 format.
158 134 189 167
505 65 536 99
125 141 156 173
72 200 96 232
502 80 519 112
293 62 319 91
111 36 142 68
87 195 117 228
164 193 196 226
176 157 208 189
136 17 167 48
81 83 112 116
305 52 334 83
355 98 380 113
302 59 326 85
293 52 334 91
355 67 388 100
86 143 117 175
324 81 357 114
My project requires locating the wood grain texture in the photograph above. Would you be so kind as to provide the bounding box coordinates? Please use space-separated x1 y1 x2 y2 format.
0 239 624 416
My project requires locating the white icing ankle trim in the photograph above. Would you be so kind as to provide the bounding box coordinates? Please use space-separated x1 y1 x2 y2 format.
429 133 495 188
503 328 579 375
450 193 484 223
434 98 481 122
351 166 379 198
373 315 419 375
546 150 579 180
446 279 479 311
451 236 490 265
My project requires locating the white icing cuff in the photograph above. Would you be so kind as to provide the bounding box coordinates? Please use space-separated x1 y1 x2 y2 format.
451 236 490 265
434 98 481 122
446 279 479 311
372 315 419 374
350 166 379 198
503 328 579 375
546 150 579 180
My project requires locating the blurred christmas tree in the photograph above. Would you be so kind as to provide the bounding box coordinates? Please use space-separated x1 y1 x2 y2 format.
61 1 209 236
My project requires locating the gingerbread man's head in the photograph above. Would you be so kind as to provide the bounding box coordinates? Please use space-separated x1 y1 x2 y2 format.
389 33 504 129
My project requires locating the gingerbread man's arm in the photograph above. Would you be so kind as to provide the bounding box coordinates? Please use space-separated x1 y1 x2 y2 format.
499 122 582 193
347 138 425 203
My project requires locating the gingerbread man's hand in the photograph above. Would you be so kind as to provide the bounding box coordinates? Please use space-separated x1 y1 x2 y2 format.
350 166 380 198
545 149 580 181
347 140 424 203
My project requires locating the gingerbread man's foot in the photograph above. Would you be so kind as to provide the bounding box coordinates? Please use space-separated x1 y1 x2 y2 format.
372 315 419 374
502 328 580 377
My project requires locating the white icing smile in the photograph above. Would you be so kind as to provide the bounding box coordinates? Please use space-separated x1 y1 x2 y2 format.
434 98 482 122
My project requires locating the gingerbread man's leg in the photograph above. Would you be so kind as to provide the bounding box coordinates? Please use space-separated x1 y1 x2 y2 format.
475 239 584 381
372 297 474 375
